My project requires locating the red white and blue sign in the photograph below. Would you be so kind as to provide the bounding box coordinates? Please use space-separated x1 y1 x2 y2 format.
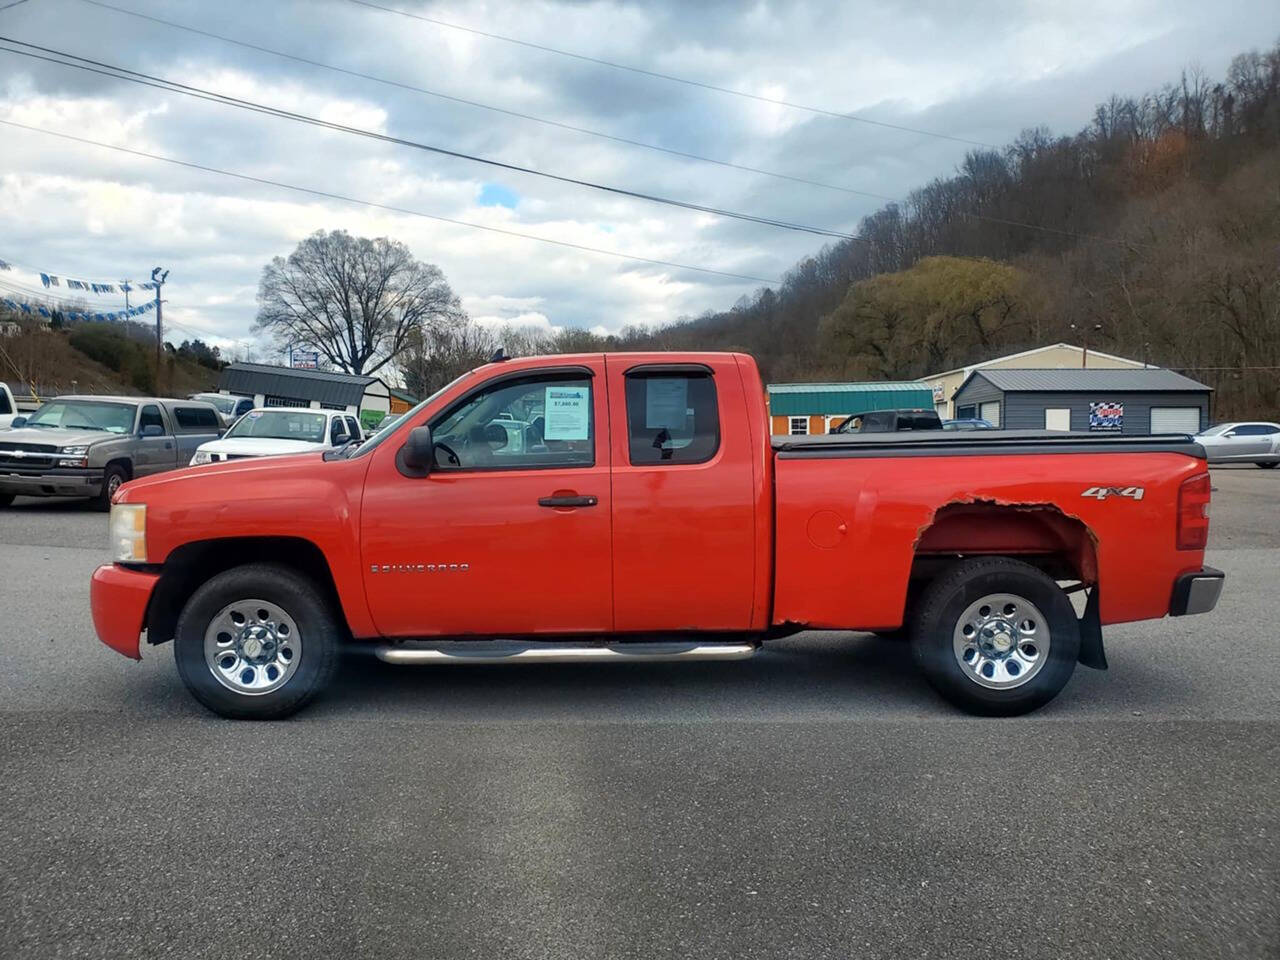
1089 401 1124 432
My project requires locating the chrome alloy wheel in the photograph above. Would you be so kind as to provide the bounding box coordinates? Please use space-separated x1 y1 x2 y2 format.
952 592 1050 690
203 599 300 695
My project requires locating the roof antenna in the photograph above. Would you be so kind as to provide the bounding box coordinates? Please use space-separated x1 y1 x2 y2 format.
489 346 508 363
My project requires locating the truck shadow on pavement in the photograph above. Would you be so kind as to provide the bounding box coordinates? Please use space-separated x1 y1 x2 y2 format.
309 633 1019 720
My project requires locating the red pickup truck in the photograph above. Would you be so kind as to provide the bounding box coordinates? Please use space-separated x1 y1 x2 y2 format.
90 351 1223 719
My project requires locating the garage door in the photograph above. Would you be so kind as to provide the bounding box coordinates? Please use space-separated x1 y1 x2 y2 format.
979 401 1001 427
1150 407 1200 435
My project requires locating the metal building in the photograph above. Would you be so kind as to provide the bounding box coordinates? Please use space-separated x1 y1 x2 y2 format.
951 368 1212 434
767 381 935 435
218 362 392 428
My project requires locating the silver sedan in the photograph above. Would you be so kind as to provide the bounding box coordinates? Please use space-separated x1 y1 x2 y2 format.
1196 422 1280 468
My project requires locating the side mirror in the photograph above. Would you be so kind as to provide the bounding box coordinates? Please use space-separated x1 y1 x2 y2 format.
142 424 163 437
397 425 434 477
1223 431 1237 438
10 416 26 428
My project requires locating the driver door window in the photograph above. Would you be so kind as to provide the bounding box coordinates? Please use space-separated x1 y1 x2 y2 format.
430 375 594 470
138 404 165 433
135 404 173 475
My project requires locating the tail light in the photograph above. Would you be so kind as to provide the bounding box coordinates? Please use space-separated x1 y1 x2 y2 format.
1177 473 1211 550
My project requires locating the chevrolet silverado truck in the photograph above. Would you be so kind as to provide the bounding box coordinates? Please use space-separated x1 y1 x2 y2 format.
89 352 1224 719
1 395 221 509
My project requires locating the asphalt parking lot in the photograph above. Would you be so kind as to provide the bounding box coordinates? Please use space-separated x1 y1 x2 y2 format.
1 467 1277 959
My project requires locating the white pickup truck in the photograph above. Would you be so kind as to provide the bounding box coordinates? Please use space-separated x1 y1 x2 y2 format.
0 382 24 430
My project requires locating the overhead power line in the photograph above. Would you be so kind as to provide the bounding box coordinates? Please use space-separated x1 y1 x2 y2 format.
0 119 783 285
78 0 895 202
81 1 1109 253
345 0 999 149
0 37 860 242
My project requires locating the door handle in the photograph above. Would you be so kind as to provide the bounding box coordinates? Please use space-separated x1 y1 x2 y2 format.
538 495 598 508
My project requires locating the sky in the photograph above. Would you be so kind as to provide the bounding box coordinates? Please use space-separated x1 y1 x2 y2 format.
1 0 1277 362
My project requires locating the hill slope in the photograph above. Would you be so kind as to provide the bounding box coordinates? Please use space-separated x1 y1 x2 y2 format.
466 42 1280 419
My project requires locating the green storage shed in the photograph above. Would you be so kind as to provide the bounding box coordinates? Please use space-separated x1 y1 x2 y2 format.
767 382 935 435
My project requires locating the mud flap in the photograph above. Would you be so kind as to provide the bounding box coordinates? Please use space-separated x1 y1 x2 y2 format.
1077 586 1107 670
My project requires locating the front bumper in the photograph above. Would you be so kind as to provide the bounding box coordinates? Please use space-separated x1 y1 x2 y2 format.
1169 566 1225 616
90 563 160 660
0 468 103 498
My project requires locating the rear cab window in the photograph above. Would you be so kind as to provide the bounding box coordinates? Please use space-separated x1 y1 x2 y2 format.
173 405 219 431
623 368 719 464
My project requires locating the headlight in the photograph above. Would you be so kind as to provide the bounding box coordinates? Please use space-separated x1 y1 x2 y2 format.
190 451 213 465
60 445 90 456
109 503 147 563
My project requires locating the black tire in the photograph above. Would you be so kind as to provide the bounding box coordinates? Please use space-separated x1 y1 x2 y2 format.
1259 462 1278 469
910 557 1080 716
0 493 13 507
173 563 340 719
97 464 129 511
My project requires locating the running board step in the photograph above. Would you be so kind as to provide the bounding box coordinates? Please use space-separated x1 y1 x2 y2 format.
373 640 758 665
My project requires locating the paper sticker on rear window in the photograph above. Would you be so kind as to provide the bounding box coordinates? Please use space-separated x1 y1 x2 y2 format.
644 377 688 429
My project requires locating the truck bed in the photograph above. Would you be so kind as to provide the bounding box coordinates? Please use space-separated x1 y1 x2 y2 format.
773 430 1206 458
768 429 1209 631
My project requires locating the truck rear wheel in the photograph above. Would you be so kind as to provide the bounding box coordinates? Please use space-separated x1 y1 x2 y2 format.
910 557 1080 716
173 563 340 720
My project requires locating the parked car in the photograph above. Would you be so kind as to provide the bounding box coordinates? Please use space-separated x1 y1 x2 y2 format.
0 396 221 508
89 351 1222 721
189 407 363 464
367 413 400 437
942 418 996 431
189 392 255 428
0 382 20 430
832 408 943 433
1195 422 1280 468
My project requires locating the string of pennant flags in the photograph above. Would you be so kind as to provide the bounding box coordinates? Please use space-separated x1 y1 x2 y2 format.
0 295 156 323
0 254 163 324
0 258 160 293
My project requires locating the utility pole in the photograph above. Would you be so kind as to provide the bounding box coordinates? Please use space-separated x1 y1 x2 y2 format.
151 266 168 390
120 279 130 312
1070 322 1102 368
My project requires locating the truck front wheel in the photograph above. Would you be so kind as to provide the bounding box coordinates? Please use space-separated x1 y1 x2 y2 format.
96 464 129 511
910 557 1080 716
173 563 340 720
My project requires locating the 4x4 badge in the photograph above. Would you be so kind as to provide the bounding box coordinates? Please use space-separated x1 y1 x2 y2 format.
1081 486 1144 501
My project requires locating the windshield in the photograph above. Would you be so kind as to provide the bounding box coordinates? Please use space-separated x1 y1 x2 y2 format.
193 394 236 415
25 400 136 434
350 371 473 459
225 410 327 442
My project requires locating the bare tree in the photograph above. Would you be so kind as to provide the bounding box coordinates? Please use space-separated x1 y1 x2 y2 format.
254 230 464 375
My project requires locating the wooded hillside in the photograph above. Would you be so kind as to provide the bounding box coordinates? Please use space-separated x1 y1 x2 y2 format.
463 41 1279 419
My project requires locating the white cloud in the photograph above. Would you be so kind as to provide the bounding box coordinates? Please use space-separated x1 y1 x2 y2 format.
473 311 558 333
0 0 1275 353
